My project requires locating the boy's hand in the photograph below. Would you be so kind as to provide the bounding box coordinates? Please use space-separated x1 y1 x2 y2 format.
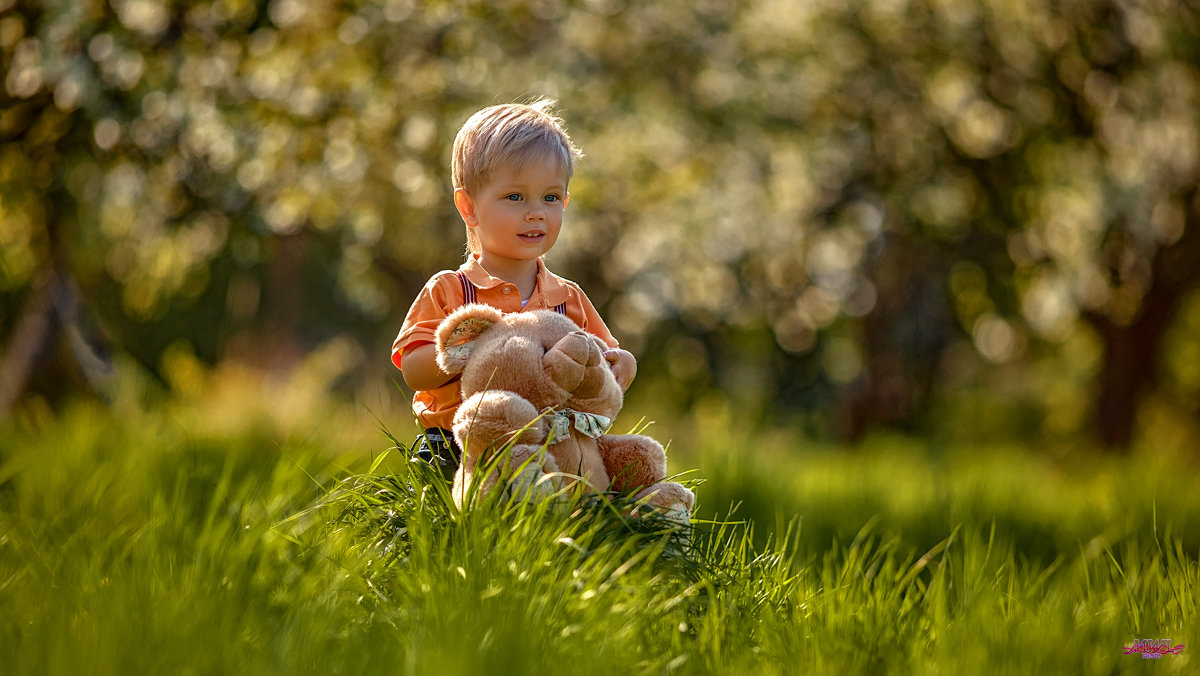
603 348 637 392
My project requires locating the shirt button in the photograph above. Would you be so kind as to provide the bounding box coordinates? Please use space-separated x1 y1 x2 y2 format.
502 287 511 295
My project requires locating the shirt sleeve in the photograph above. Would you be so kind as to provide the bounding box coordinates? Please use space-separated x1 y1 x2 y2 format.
391 272 463 370
569 283 619 349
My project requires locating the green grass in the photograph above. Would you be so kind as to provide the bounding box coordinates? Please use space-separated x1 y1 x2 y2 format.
1 393 1198 674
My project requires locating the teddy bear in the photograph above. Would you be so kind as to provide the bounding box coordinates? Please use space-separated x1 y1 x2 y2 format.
434 303 694 526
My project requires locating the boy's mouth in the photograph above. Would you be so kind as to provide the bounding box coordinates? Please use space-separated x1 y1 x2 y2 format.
519 231 545 242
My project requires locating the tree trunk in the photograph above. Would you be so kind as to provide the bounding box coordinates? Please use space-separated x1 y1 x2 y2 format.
259 231 307 372
1087 190 1200 449
840 236 953 441
1088 289 1176 449
0 271 56 415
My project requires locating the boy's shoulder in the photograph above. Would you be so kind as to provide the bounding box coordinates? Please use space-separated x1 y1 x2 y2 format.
410 268 468 306
539 261 584 292
423 267 466 288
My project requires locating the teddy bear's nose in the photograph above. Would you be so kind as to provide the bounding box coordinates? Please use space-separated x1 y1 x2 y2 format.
558 331 598 365
543 331 602 391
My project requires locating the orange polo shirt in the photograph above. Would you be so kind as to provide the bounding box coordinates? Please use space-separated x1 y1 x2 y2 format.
392 255 619 431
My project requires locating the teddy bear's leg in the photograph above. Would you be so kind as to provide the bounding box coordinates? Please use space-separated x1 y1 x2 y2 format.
452 390 575 507
453 390 546 460
455 442 563 508
596 434 668 493
501 444 563 504
453 458 497 509
597 435 694 527
631 482 695 528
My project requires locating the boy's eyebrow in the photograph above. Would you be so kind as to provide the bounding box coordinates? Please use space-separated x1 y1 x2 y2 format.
493 180 568 191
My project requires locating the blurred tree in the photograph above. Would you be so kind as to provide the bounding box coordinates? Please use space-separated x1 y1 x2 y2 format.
581 0 1200 448
810 0 1200 448
2 0 1197 450
1 0 470 407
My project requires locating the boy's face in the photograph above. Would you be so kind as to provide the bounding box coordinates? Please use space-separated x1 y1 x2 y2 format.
455 153 569 271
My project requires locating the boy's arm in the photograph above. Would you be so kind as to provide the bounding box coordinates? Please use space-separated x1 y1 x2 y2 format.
400 343 455 391
395 271 464 391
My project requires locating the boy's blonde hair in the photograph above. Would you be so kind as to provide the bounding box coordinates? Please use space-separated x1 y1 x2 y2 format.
451 99 582 254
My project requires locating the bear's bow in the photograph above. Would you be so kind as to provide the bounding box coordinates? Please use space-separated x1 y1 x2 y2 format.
543 408 612 443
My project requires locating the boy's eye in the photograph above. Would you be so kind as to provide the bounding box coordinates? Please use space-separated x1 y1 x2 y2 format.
543 194 560 203
505 193 522 201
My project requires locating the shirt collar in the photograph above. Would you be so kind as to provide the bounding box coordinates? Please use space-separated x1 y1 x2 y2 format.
459 256 569 308
460 255 505 289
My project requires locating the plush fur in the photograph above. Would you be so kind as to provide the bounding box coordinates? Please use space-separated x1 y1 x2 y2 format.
435 304 694 523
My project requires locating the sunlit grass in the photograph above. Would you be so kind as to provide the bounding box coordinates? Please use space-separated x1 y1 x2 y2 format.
1 394 1197 675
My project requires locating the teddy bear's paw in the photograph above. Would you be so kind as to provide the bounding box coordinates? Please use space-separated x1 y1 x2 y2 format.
631 483 695 527
505 462 562 506
628 500 691 529
656 501 692 529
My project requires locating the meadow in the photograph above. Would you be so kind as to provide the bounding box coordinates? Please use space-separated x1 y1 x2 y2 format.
1 372 1197 675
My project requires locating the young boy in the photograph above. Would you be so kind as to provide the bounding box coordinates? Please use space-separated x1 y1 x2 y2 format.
392 100 636 478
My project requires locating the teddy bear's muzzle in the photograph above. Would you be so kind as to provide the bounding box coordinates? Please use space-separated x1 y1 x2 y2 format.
543 330 606 394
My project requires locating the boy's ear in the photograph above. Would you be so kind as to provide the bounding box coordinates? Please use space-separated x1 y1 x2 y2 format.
436 303 504 374
453 188 478 227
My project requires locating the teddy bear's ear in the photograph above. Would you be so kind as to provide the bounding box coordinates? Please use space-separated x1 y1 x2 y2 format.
436 303 505 374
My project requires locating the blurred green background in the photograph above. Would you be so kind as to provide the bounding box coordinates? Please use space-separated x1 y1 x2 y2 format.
4 0 1200 454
